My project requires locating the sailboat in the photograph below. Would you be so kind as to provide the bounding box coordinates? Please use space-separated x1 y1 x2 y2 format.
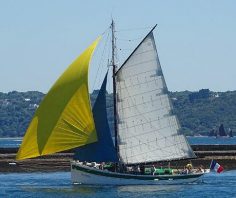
16 21 208 185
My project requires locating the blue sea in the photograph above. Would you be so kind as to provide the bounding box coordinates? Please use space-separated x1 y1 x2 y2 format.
1 137 236 148
1 137 236 197
0 171 236 197
0 138 22 148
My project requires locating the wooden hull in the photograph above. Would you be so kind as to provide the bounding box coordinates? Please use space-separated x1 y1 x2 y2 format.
71 161 206 185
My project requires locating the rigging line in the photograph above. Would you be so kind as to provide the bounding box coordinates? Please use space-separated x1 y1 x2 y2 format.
96 35 112 88
93 32 110 89
107 68 112 94
107 36 112 65
100 27 110 36
117 37 144 41
119 48 134 51
92 31 110 91
115 26 153 32
105 35 114 92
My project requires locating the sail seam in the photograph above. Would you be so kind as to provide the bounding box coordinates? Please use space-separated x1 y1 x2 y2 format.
117 96 169 110
120 139 188 161
118 78 162 91
117 69 159 80
120 58 157 71
120 135 186 150
117 88 164 100
119 125 179 141
118 105 171 120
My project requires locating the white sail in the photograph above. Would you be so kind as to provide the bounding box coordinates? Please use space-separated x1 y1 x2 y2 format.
116 32 195 164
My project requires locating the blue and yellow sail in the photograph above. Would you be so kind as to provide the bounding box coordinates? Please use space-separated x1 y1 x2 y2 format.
74 72 118 162
16 37 101 160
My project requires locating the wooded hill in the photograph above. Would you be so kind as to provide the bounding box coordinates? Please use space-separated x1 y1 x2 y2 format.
0 89 235 137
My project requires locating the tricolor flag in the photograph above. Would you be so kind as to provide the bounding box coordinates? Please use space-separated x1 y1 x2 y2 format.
210 160 223 173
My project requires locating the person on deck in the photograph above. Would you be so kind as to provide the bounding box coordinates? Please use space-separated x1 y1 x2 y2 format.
152 165 157 175
197 165 204 173
186 163 193 173
181 166 189 174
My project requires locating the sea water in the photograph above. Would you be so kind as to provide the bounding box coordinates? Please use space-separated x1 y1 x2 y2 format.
187 136 236 145
0 138 22 148
1 137 236 197
1 137 236 148
0 171 236 197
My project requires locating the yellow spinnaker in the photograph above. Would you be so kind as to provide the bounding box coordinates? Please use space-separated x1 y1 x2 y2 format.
16 37 101 160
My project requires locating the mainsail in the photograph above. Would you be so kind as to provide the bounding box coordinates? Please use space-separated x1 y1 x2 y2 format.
17 38 100 160
116 30 195 164
74 72 118 162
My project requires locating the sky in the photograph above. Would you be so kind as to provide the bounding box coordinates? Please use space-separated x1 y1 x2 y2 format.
0 0 235 93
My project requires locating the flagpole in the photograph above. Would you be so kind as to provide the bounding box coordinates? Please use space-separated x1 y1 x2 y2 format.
209 159 213 170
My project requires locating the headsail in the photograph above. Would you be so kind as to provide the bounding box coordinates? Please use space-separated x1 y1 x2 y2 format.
74 72 118 162
116 30 195 164
16 37 101 160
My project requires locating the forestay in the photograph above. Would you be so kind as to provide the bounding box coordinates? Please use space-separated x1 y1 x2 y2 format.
116 32 195 164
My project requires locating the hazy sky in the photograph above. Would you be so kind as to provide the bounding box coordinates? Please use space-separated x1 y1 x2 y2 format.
0 0 235 93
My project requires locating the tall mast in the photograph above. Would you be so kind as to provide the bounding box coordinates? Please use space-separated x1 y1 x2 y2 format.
111 20 119 160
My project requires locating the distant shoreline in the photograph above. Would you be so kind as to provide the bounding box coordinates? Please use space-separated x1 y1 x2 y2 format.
1 90 236 137
0 136 234 138
0 146 236 172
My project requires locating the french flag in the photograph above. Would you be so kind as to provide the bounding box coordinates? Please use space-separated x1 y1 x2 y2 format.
210 160 223 173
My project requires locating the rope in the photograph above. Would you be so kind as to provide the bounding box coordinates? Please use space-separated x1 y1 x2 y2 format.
92 30 110 91
117 37 144 42
115 26 152 32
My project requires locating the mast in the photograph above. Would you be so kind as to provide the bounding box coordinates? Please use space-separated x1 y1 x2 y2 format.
111 20 119 161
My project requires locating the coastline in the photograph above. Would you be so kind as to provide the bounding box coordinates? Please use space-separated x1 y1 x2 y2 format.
0 145 236 173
